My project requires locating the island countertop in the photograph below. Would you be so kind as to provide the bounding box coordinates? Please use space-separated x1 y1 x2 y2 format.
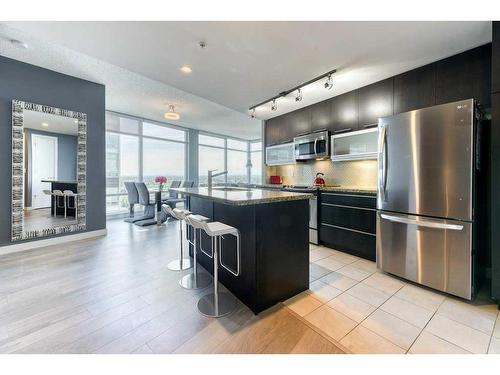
170 187 312 206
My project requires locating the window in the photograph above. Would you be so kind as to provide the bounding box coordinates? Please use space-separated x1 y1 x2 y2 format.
143 122 186 142
199 145 225 185
105 132 140 213
197 134 262 186
199 134 225 147
143 138 185 189
105 112 187 215
250 141 262 184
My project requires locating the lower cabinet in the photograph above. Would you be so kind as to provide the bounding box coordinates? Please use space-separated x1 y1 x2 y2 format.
319 191 376 261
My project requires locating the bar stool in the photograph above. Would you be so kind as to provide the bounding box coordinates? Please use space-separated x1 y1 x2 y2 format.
191 217 241 318
43 190 55 216
180 213 213 290
64 190 78 219
53 190 65 217
161 204 193 271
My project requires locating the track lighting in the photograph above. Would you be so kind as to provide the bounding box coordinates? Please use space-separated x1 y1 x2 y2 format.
324 74 333 90
295 88 303 102
248 68 336 114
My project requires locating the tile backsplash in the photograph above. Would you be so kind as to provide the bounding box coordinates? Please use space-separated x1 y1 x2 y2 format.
266 159 377 188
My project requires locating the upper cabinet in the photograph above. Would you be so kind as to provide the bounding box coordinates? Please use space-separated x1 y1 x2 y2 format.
357 78 394 127
330 91 359 133
264 116 285 146
393 64 436 114
286 106 311 139
310 99 332 132
435 44 491 108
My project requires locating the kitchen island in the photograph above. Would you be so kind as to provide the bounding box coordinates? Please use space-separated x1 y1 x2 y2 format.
171 187 312 314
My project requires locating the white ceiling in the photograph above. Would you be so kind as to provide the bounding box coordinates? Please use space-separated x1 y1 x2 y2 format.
24 110 79 136
0 21 492 134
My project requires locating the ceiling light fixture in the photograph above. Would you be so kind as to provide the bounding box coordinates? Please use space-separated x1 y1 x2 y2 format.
41 122 49 127
324 74 333 90
295 88 303 102
248 68 336 115
10 39 28 49
164 105 180 120
180 65 192 74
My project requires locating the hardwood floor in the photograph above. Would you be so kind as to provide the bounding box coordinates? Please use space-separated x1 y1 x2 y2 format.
0 218 344 354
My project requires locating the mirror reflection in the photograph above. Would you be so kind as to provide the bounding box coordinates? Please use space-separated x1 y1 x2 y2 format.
23 110 79 232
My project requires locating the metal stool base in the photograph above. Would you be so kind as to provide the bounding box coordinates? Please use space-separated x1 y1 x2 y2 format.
167 258 193 271
179 272 212 289
197 291 237 318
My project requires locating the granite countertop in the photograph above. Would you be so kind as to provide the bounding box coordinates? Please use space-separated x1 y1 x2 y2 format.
171 187 312 206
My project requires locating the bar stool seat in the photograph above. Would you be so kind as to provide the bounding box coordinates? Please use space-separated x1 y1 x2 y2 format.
189 216 241 318
181 213 212 290
161 205 193 271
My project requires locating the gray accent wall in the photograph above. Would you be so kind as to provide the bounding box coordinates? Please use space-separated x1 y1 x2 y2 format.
0 55 106 246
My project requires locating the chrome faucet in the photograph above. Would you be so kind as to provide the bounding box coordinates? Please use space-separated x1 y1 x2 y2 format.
207 169 228 190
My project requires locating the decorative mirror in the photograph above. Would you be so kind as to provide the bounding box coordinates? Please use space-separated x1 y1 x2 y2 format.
11 100 87 241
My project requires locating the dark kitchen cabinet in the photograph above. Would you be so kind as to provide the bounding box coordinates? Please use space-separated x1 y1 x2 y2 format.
435 44 491 108
358 78 394 127
286 106 311 139
310 98 332 132
265 116 285 146
393 64 436 114
319 191 377 261
493 24 500 94
330 91 359 133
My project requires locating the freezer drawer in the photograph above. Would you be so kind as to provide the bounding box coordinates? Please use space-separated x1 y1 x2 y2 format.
376 211 472 299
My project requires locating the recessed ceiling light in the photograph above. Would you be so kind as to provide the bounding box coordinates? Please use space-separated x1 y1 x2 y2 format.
180 65 192 74
41 122 49 127
164 105 180 121
10 39 28 49
74 119 78 124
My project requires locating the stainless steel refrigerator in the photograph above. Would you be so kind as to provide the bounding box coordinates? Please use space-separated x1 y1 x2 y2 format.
376 99 478 300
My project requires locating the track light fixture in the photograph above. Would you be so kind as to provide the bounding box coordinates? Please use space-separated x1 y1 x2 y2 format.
271 99 278 111
324 74 333 90
248 68 336 116
295 88 303 102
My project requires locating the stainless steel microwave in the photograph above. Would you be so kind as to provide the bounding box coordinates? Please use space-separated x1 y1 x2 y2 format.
294 131 330 161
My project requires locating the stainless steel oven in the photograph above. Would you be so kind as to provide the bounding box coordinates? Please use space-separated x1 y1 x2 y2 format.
294 131 329 161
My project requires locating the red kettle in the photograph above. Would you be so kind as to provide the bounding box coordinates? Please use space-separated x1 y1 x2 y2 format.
314 173 326 186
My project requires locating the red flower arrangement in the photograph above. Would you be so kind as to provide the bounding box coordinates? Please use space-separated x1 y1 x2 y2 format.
155 176 167 190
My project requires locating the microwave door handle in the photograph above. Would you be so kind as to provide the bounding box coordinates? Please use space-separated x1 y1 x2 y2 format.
380 214 464 231
314 138 318 156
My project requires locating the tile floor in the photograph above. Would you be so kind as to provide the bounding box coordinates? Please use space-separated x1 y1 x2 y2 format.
284 244 500 354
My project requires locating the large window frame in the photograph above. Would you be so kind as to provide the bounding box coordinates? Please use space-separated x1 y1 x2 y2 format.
105 111 188 215
197 132 262 186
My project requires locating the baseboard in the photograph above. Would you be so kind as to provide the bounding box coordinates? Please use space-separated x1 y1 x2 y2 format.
0 229 107 256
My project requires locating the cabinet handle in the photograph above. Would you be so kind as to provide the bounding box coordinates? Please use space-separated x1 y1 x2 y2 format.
363 123 378 129
333 128 352 134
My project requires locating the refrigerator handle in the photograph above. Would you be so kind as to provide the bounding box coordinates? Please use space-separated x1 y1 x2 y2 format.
378 126 387 201
380 213 464 231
